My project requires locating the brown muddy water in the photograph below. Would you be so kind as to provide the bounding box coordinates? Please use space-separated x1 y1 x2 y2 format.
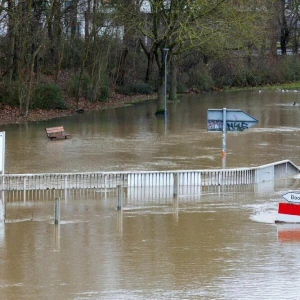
0 90 300 300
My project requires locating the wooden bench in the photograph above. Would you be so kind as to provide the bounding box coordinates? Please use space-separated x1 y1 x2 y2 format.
45 126 71 140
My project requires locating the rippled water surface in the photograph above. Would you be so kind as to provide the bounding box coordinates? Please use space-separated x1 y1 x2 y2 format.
1 90 300 299
3 89 300 173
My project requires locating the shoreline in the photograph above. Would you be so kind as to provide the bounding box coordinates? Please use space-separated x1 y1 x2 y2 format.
0 94 157 126
1 82 298 127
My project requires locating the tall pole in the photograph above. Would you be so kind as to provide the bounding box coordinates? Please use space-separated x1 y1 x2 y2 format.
117 185 123 210
54 197 60 225
222 108 227 169
163 48 169 123
0 132 5 223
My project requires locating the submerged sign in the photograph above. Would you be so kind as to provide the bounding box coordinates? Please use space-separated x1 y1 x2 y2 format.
207 109 258 132
282 191 300 204
207 108 258 168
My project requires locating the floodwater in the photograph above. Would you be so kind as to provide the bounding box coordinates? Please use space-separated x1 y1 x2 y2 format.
1 89 300 300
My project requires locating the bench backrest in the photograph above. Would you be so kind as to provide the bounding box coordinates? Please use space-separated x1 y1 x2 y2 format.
45 126 65 134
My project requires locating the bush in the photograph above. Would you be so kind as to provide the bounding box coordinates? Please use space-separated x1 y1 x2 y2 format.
99 74 110 102
279 56 300 82
188 67 214 91
0 82 21 107
134 82 153 94
116 81 153 95
31 84 67 109
68 74 91 98
177 73 189 93
99 85 110 101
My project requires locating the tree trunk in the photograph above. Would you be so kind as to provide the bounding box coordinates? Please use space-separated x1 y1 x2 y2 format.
6 0 16 84
140 38 155 83
23 54 37 116
169 56 177 101
155 48 167 114
145 50 154 83
156 79 165 114
115 47 128 85
279 0 289 55
266 1 279 58
70 0 79 40
49 0 63 82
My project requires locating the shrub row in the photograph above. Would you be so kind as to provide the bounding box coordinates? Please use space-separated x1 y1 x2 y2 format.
2 56 300 109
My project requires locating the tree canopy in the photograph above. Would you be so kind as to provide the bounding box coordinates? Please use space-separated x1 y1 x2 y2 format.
114 0 274 111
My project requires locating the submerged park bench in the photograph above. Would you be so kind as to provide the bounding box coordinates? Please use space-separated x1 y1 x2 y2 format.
45 126 71 140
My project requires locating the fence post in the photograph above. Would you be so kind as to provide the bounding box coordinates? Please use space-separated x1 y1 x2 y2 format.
23 177 26 192
54 197 60 225
64 175 68 190
117 185 123 210
173 173 179 197
117 211 123 234
0 190 4 223
173 196 178 222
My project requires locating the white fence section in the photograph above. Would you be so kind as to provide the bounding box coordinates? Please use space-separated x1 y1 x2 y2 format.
127 169 255 187
0 160 299 191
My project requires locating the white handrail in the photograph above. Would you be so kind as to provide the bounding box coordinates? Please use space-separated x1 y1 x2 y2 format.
1 160 299 191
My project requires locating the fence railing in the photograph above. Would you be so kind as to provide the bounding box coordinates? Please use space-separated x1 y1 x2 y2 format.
1 160 299 191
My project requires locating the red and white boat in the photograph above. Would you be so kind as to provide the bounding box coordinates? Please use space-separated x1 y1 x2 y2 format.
275 191 300 223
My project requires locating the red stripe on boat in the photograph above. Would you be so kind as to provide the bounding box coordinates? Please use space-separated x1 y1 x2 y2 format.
278 203 300 216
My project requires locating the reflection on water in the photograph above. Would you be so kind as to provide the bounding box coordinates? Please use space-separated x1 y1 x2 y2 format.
277 224 300 242
1 90 300 299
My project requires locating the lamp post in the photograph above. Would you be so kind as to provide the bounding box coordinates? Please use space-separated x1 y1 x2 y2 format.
163 48 169 121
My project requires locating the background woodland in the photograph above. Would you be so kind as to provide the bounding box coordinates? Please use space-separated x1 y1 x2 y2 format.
1 0 300 117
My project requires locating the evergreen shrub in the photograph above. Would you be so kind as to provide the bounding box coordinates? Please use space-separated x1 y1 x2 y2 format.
279 57 300 82
116 81 153 95
100 85 110 101
99 74 110 102
210 61 234 88
31 84 67 109
0 82 20 107
188 68 214 91
68 74 91 98
177 73 189 93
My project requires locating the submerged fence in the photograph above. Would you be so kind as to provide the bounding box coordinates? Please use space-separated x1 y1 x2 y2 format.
0 160 299 192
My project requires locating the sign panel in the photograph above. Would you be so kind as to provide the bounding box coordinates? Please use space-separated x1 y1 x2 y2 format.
0 132 4 175
282 191 300 204
207 109 258 132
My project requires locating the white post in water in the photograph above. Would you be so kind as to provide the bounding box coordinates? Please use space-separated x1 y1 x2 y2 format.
117 211 123 235
222 108 227 169
173 173 179 197
0 191 4 225
54 223 60 249
117 185 123 210
54 197 60 225
173 196 179 223
0 132 5 223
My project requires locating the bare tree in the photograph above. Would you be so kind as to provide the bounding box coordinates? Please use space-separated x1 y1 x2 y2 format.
3 0 55 116
278 0 300 55
116 0 272 113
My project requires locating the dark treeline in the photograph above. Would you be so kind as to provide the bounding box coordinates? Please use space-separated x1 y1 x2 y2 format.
1 0 300 116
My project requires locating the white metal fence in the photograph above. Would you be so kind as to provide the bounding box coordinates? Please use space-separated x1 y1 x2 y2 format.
0 160 299 192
